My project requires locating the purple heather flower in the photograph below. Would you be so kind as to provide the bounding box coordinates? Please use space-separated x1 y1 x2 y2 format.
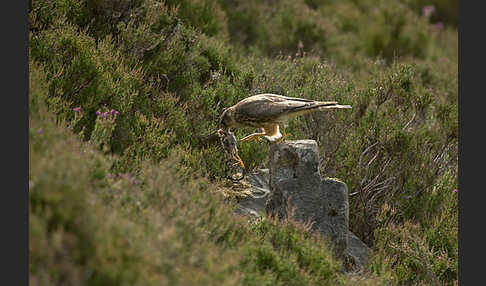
111 109 116 115
96 111 101 116
115 111 120 116
73 106 82 113
37 128 43 135
432 22 444 32
453 189 458 193
422 5 435 17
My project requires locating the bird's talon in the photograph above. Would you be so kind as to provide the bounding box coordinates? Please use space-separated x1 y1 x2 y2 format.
275 134 288 144
231 161 245 169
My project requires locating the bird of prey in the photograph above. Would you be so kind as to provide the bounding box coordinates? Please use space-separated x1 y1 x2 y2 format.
218 93 352 144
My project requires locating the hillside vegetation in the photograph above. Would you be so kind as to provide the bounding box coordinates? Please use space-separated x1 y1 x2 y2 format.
29 0 458 285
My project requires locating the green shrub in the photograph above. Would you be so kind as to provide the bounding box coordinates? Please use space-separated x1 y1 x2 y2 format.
372 171 458 285
163 0 227 37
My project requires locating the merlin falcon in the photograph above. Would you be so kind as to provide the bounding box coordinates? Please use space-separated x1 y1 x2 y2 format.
218 93 352 144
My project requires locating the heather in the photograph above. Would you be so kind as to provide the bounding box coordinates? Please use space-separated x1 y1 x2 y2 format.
29 0 458 285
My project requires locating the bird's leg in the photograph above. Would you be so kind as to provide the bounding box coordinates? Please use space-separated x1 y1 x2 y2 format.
275 126 290 144
241 131 266 142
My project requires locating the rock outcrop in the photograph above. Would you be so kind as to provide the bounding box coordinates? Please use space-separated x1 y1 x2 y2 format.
235 140 370 272
266 140 349 256
234 168 270 217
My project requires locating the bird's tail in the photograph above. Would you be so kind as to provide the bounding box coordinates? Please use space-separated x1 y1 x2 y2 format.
316 103 352 110
310 101 352 110
287 102 352 118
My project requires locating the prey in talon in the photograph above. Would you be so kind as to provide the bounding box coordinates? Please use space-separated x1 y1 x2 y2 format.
218 129 245 169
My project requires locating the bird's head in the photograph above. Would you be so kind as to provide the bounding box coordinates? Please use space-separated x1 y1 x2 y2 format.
218 107 236 135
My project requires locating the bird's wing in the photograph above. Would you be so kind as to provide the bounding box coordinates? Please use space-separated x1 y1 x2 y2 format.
262 93 335 104
235 94 338 122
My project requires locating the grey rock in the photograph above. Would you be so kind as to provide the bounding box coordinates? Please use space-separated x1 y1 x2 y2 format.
234 140 371 272
343 230 372 273
234 169 271 217
266 140 349 256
